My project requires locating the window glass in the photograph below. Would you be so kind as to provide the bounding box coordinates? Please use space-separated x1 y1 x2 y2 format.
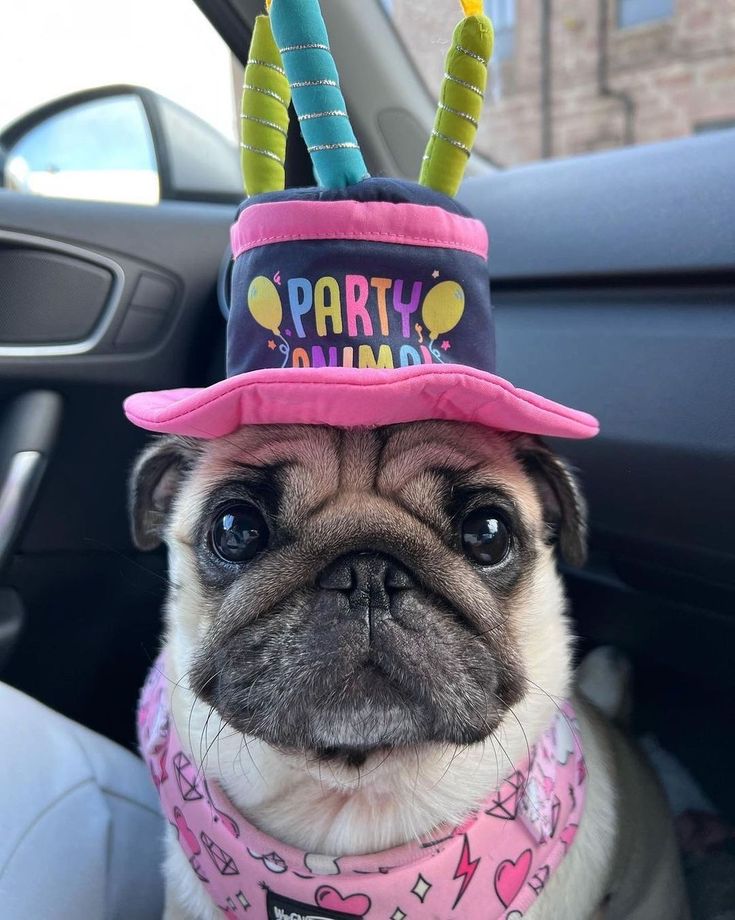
1 0 240 191
695 118 735 134
618 0 674 28
5 96 159 204
385 0 735 167
488 0 515 60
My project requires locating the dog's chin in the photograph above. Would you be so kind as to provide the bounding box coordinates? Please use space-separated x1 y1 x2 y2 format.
279 667 504 765
218 679 504 768
195 646 511 767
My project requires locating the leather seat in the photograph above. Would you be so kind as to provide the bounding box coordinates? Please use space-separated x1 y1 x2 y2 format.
0 682 164 919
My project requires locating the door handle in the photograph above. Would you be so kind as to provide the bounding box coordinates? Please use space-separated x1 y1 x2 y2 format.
0 391 62 573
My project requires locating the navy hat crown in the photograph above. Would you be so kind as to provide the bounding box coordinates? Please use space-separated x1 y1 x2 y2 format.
227 178 495 380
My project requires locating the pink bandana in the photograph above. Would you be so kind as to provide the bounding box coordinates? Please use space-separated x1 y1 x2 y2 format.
139 659 586 920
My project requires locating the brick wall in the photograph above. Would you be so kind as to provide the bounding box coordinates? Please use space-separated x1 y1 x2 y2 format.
391 0 735 165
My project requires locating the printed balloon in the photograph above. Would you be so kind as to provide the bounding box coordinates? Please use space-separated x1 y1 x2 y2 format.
422 280 465 340
247 276 283 334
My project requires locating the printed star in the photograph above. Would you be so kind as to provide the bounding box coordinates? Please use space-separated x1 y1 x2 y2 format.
267 340 277 350
431 269 440 278
412 873 432 902
441 340 451 351
391 910 407 920
284 328 292 337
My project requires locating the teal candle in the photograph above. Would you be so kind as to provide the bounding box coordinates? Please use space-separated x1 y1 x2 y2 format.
269 0 369 188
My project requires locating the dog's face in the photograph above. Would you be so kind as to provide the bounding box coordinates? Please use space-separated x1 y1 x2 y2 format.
131 422 585 766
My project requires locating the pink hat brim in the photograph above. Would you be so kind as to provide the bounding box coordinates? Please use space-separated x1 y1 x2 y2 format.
123 364 598 440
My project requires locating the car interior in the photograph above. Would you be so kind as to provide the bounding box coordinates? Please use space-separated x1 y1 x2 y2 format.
0 0 733 914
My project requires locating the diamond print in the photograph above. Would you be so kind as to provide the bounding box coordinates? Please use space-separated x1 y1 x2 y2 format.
485 770 524 820
201 831 239 875
173 751 203 801
529 864 550 894
391 910 407 920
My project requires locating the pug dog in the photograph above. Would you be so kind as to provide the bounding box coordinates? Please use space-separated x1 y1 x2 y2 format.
130 421 688 920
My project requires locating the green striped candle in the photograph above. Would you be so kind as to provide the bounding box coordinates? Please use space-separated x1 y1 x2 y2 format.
419 0 494 197
240 14 292 196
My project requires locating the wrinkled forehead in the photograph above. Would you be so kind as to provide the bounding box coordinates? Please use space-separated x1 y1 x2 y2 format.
183 422 538 510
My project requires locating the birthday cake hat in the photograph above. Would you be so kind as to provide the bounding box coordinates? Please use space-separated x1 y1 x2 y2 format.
124 0 598 440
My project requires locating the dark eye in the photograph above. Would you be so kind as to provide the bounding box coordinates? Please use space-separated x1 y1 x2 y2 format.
209 504 268 563
461 508 512 566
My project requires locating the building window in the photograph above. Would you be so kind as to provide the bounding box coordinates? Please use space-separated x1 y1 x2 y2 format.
695 119 735 134
618 0 674 28
488 0 515 61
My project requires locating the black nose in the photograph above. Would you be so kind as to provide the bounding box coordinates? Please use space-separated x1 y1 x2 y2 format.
318 552 415 599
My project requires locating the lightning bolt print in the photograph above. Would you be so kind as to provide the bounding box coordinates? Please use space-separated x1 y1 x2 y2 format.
452 834 480 908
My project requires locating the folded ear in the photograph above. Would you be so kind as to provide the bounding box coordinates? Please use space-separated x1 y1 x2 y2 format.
514 436 588 567
129 437 200 551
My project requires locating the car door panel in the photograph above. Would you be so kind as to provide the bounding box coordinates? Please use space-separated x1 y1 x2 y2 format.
0 189 232 744
457 129 735 613
458 131 735 815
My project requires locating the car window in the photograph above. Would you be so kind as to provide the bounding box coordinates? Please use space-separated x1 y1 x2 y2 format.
0 0 241 204
384 0 735 166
